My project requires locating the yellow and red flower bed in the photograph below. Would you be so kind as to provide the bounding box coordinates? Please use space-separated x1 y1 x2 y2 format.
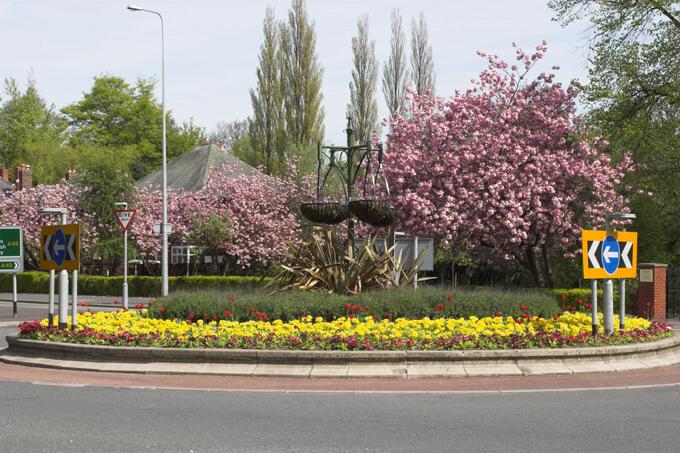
18 310 671 350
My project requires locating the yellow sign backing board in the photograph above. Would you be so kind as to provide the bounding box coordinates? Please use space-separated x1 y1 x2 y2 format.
40 224 80 271
581 230 637 279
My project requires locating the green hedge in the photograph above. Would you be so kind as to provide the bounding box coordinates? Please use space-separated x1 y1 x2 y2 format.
0 272 266 297
149 287 561 322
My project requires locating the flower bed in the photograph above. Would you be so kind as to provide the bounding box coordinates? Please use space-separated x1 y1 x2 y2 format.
17 311 671 351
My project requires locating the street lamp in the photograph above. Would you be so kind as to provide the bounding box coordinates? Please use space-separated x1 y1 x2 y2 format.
127 4 169 296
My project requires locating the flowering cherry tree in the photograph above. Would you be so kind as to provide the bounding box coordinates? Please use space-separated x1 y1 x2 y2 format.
0 183 92 267
385 42 634 287
129 164 303 270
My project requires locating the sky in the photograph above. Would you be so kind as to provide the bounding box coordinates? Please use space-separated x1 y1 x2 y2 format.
0 0 591 145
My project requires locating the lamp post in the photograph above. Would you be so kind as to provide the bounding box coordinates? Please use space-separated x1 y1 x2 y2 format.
127 4 169 297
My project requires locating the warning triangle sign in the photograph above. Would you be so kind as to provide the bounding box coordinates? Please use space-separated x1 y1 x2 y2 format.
114 209 137 232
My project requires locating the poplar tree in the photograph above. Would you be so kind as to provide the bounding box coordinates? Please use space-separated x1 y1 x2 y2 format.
347 15 379 144
410 12 435 96
382 9 409 118
249 7 284 175
280 0 324 155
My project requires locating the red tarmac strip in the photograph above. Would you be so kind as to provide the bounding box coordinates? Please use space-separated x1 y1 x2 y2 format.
1 362 679 393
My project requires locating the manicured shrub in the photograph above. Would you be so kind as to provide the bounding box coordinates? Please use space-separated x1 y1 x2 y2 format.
0 272 266 297
149 287 561 323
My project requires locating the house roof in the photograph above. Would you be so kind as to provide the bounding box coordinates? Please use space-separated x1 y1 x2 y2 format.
135 144 259 192
0 178 14 194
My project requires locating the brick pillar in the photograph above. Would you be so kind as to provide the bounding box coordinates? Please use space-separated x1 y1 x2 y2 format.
635 263 667 320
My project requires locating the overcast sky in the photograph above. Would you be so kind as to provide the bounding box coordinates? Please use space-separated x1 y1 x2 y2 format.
0 0 591 145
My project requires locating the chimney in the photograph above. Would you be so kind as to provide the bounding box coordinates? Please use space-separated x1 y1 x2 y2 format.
16 164 32 191
65 169 77 181
1 168 8 182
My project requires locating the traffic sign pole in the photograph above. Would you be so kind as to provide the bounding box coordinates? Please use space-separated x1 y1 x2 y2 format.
591 279 598 336
619 279 626 330
71 270 78 330
123 228 128 310
58 269 69 329
48 270 55 326
603 279 614 334
12 273 17 318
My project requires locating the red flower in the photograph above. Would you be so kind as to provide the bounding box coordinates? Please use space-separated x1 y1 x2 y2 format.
248 307 255 313
203 311 209 318
345 303 352 311
559 295 567 301
519 305 528 311
447 294 453 302
158 306 166 314
229 295 237 303
577 298 583 305
211 314 218 322
223 311 233 318
113 300 119 305
495 312 502 317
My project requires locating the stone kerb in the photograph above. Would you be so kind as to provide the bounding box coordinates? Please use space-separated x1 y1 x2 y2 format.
2 333 680 378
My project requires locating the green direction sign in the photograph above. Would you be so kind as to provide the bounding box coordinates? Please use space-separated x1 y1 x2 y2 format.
0 226 23 273
0 228 21 257
0 261 20 271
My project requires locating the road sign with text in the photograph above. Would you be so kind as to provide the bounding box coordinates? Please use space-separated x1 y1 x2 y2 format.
582 230 637 279
40 224 80 271
0 226 23 273
114 209 137 232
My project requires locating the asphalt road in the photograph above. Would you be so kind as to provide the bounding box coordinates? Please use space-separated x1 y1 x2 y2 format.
0 379 678 453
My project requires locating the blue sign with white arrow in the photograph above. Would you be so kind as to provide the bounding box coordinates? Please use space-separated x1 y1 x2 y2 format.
601 235 620 275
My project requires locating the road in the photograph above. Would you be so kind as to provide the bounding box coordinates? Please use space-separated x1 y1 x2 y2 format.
0 380 678 453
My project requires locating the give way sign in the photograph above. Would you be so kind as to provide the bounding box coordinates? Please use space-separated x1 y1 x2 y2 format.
581 230 638 279
114 209 137 232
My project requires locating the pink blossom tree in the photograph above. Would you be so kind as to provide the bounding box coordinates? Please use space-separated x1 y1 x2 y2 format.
0 183 93 267
128 164 303 272
385 42 634 287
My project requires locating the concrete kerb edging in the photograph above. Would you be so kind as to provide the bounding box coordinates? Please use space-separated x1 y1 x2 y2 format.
2 332 680 378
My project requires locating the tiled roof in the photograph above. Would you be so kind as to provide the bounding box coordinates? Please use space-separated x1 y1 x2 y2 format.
135 144 259 192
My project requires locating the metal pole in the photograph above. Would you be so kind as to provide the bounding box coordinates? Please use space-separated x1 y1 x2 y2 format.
591 279 598 336
603 216 614 334
48 267 55 326
58 210 69 329
160 12 169 297
58 269 68 329
619 279 625 331
413 237 418 289
71 270 78 330
12 272 17 318
123 228 129 310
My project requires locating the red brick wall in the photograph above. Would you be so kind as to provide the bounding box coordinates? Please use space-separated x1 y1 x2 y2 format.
635 263 667 320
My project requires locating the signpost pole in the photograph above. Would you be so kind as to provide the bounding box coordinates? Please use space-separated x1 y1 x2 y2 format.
591 279 598 335
58 211 69 329
71 270 78 330
48 270 55 326
58 269 69 329
602 216 614 334
619 279 626 330
12 272 17 318
123 228 129 310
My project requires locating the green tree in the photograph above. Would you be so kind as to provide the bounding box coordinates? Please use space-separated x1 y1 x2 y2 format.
0 77 64 176
410 12 435 96
280 0 325 163
61 75 205 179
74 148 136 272
550 0 680 264
347 15 379 144
249 7 286 175
382 9 409 118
